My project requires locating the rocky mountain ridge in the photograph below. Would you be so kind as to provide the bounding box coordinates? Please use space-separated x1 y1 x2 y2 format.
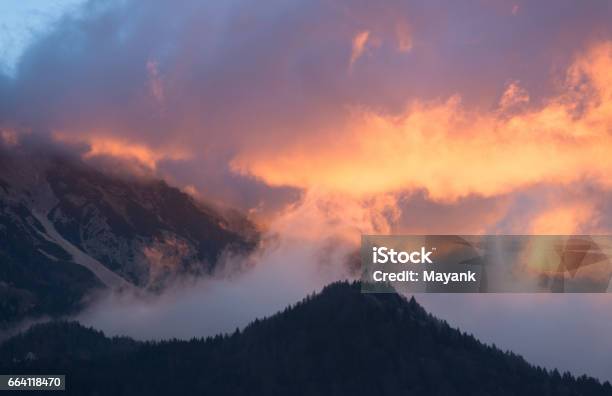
0 143 258 326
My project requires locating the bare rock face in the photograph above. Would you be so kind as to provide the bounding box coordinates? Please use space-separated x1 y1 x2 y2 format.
0 143 258 326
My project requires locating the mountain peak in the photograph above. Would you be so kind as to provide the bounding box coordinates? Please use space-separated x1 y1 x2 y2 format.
0 146 258 326
2 281 610 395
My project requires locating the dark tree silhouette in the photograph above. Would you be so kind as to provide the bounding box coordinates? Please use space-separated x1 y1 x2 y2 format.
1 281 610 396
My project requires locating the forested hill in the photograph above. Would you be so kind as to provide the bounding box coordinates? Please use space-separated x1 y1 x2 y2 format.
1 282 611 396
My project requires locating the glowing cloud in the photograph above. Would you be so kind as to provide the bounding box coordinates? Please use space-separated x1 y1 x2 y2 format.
529 202 598 235
499 81 530 111
349 30 371 67
55 134 190 170
232 42 612 203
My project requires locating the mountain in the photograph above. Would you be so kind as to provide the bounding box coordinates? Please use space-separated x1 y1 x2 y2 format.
1 281 610 396
0 143 258 326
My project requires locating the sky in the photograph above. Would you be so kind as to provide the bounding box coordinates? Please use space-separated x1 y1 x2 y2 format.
1 0 612 383
0 0 86 74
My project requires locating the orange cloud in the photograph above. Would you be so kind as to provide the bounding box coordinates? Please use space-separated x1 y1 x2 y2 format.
499 80 529 110
529 202 599 235
54 133 190 170
531 204 593 235
232 41 612 203
270 190 400 244
349 30 371 67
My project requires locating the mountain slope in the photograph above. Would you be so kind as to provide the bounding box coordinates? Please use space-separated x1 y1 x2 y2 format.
43 155 257 285
0 196 102 326
1 282 610 396
0 144 258 326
